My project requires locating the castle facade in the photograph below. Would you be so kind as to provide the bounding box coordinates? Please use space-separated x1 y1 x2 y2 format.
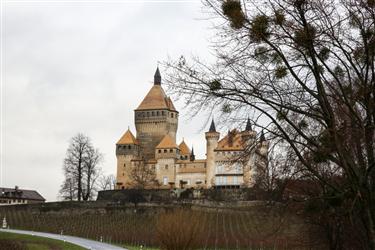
115 68 268 189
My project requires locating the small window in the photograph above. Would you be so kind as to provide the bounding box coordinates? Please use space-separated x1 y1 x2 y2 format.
171 113 174 118
233 176 238 185
147 112 150 117
165 165 168 170
152 111 155 116
162 111 165 115
163 177 168 185
158 149 161 153
157 111 160 116
164 149 167 153
170 149 173 153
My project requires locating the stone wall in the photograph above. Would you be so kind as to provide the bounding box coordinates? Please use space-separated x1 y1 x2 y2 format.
97 187 259 203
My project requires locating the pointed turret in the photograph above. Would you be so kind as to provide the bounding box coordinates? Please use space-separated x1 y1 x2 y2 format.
245 118 252 131
209 119 216 132
154 67 161 85
190 146 195 161
117 129 139 145
260 130 266 142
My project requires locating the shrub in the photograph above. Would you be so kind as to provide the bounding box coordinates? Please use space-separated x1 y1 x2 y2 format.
156 209 203 250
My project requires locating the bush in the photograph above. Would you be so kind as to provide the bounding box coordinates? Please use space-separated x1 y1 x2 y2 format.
156 209 203 250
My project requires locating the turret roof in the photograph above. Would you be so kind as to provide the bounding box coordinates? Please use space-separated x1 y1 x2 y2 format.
136 69 177 111
136 85 177 111
156 134 178 149
209 119 217 132
215 129 244 151
117 129 139 145
178 140 190 155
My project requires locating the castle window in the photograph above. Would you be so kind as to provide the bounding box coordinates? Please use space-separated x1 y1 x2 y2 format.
158 149 161 153
165 165 168 170
152 111 155 116
162 111 165 116
164 149 167 153
163 177 168 185
157 111 160 116
233 176 238 185
147 112 150 117
169 149 173 153
171 113 174 118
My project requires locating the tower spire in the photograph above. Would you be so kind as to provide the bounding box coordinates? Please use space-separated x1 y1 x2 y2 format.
260 130 266 142
190 146 195 161
245 117 252 131
209 119 216 132
154 67 161 85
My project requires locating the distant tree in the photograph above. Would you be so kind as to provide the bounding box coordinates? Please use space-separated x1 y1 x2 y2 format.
129 163 158 189
82 147 103 201
165 0 375 248
98 174 116 191
59 133 103 201
59 177 77 201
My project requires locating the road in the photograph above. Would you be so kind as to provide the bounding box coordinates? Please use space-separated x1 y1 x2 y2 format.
0 228 127 250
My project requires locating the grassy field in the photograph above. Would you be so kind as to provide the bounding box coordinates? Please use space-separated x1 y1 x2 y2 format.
0 205 313 249
0 231 86 250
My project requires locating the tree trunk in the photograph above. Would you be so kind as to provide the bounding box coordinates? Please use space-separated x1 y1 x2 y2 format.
77 156 82 201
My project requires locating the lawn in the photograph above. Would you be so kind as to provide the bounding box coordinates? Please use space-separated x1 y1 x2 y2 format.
0 231 86 250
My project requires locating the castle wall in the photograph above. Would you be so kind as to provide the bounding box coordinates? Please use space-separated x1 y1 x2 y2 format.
135 110 178 160
116 155 138 189
155 158 176 188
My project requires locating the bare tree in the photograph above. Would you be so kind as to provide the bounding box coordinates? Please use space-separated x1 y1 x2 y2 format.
59 133 103 201
98 174 116 191
129 163 158 189
82 147 103 201
164 0 375 248
253 142 297 201
59 177 77 201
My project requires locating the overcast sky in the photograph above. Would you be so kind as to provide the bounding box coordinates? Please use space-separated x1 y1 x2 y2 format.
0 0 221 201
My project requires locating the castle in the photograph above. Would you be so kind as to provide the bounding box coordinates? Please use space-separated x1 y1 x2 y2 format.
115 68 268 189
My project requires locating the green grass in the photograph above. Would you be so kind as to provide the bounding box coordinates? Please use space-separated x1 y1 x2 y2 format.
0 231 86 250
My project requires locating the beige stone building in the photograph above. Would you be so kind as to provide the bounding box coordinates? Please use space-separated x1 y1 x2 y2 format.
115 68 268 190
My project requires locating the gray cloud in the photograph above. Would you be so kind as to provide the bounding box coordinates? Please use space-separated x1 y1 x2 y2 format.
3 1 215 201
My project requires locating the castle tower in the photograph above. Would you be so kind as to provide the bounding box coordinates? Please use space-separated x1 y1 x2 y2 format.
241 118 256 147
115 129 141 189
134 68 178 160
205 119 220 188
